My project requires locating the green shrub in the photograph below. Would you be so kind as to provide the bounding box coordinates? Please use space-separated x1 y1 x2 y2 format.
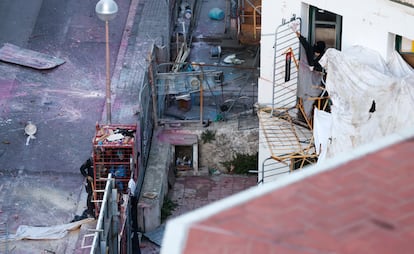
161 196 178 222
201 129 216 144
221 152 258 174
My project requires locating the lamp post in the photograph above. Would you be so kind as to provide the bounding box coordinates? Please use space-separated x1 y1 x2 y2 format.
96 0 118 124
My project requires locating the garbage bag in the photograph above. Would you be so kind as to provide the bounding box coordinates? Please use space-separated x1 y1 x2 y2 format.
209 8 224 20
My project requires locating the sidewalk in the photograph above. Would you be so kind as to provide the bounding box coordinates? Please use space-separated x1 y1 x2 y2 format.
170 174 258 218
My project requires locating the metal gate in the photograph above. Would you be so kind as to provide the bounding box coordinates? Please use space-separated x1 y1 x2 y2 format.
271 16 301 114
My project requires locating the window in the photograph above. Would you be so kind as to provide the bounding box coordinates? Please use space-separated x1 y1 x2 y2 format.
396 35 414 67
309 6 342 50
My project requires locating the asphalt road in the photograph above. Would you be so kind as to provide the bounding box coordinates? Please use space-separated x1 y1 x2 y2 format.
0 0 43 47
0 0 130 172
0 0 131 252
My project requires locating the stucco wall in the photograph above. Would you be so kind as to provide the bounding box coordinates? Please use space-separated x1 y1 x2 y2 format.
165 116 259 173
198 120 259 172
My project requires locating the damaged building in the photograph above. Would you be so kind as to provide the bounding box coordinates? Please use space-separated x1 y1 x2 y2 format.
257 0 414 183
161 0 414 253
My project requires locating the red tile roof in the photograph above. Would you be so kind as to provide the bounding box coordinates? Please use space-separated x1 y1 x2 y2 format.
163 133 414 254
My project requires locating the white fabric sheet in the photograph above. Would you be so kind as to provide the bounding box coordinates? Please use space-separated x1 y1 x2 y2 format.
315 46 414 162
313 108 332 163
10 218 94 240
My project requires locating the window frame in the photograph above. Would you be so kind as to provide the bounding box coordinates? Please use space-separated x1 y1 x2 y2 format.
308 6 343 50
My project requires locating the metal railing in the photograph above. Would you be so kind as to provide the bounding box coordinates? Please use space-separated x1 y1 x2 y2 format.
258 157 291 184
83 174 119 254
0 222 9 254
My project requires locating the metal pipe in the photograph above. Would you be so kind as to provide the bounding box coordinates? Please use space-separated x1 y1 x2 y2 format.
105 20 112 124
199 68 204 125
253 5 261 39
155 62 258 72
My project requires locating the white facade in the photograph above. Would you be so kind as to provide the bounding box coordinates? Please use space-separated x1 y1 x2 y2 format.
258 0 414 182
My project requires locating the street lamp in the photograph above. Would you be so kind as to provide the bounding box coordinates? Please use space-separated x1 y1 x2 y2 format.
95 0 118 124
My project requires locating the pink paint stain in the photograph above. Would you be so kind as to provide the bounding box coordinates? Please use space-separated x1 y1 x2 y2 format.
156 129 196 145
0 79 15 100
113 100 122 110
0 79 17 117
15 91 28 97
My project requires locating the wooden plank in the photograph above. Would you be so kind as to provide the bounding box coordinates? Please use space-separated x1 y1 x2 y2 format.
0 43 65 69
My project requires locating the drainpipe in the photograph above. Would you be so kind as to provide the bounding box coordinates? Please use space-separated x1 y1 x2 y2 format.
199 65 204 125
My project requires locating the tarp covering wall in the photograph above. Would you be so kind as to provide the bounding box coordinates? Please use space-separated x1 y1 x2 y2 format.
315 46 414 162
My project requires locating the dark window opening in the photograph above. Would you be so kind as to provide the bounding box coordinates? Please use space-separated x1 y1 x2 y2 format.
395 35 414 68
309 6 342 50
175 145 193 171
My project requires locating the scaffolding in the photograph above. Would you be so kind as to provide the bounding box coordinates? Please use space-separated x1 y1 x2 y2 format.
238 0 262 45
92 124 139 217
258 109 317 183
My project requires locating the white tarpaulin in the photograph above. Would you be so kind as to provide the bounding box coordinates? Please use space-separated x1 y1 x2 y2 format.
313 108 332 161
9 218 94 240
315 46 414 162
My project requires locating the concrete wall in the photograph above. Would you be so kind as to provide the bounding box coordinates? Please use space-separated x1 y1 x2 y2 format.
137 135 174 232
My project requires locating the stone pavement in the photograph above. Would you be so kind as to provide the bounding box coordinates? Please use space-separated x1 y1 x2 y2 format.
170 174 257 218
139 172 257 254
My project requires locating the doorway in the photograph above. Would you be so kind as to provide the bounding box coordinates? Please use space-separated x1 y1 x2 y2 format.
175 145 193 171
